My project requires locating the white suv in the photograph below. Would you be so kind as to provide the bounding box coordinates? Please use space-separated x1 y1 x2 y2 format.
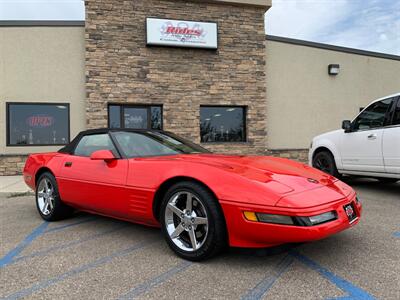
309 93 400 183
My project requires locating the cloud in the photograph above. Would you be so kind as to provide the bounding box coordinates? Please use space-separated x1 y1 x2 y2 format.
265 0 400 55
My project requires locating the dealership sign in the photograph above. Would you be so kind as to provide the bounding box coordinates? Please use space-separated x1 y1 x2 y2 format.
146 18 218 49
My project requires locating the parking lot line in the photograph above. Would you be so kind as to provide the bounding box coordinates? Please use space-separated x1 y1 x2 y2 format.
44 216 97 234
12 224 128 265
241 254 294 300
118 260 193 299
2 240 153 300
0 221 49 268
290 250 376 300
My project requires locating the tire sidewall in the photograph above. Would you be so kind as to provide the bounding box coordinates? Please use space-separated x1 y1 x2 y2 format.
160 182 225 261
35 173 61 221
313 151 339 177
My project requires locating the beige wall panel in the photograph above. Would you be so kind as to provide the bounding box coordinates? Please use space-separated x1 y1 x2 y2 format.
266 41 400 149
0 26 86 155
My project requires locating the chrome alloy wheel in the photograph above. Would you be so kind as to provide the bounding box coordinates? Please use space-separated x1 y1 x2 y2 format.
164 191 209 252
37 178 55 216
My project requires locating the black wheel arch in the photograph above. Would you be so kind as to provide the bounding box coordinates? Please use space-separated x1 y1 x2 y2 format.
35 167 55 186
312 146 334 161
152 176 222 222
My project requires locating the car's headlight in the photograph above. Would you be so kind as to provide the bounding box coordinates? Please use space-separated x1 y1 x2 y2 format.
308 211 337 225
244 212 293 225
243 211 337 226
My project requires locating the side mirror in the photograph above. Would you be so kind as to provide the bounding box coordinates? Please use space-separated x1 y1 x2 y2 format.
342 120 352 133
90 150 116 162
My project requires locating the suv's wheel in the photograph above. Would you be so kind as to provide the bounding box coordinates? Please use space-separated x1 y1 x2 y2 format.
376 178 398 184
312 151 340 178
36 172 74 221
160 181 227 261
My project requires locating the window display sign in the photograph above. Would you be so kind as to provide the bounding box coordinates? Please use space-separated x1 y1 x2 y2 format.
6 103 70 146
146 18 218 49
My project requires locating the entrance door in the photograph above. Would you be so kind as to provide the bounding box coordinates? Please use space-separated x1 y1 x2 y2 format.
108 104 162 130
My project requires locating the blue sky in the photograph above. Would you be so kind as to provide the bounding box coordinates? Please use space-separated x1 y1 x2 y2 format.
1 0 399 55
266 0 400 55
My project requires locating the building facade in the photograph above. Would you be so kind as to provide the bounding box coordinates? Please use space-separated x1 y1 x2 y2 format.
1 0 400 175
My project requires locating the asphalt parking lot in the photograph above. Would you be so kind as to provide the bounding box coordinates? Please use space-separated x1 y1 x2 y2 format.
1 179 399 300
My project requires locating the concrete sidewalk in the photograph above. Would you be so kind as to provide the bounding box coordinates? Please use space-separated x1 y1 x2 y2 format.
0 176 31 194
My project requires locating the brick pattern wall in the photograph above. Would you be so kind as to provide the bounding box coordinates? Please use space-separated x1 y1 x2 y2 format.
268 149 309 164
0 155 28 176
85 0 267 154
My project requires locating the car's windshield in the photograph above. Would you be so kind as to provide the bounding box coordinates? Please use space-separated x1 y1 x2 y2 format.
112 131 210 158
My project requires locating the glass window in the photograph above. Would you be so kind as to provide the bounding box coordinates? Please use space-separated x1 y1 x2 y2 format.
353 99 393 130
200 106 246 143
7 103 69 146
74 134 117 157
113 131 209 158
108 104 162 130
392 99 400 126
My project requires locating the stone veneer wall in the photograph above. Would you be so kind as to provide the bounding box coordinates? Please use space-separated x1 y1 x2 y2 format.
85 0 267 155
0 155 28 176
268 149 309 164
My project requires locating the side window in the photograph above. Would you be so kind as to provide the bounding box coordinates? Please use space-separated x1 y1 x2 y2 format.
392 99 400 126
353 98 393 130
74 134 117 157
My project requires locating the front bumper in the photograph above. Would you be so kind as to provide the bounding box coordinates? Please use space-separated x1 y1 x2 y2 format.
220 193 361 248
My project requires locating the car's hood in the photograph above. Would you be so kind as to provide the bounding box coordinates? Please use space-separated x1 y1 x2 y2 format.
313 129 343 141
178 154 342 193
146 153 354 207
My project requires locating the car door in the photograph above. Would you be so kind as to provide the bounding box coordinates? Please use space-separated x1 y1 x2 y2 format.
340 98 394 173
58 133 129 217
383 97 400 174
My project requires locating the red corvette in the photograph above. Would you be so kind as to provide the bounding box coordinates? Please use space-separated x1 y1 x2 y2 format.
23 129 362 261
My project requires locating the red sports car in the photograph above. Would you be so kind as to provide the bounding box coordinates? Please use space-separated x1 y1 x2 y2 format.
23 129 362 261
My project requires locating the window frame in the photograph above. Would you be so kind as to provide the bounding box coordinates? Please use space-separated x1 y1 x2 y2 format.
351 98 395 132
72 132 121 158
200 105 247 143
107 103 163 130
387 96 400 127
6 102 70 147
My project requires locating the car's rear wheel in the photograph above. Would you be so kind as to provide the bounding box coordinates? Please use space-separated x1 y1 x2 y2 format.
36 172 73 221
312 151 340 178
160 181 227 261
376 178 399 184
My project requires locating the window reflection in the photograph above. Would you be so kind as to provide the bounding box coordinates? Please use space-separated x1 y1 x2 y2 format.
200 106 246 142
108 104 162 130
7 103 69 146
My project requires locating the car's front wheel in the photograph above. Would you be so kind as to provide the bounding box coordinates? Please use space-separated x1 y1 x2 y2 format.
312 151 340 178
36 172 74 221
160 181 227 261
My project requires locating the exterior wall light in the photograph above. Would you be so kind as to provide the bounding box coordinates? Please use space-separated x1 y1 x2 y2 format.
328 64 340 75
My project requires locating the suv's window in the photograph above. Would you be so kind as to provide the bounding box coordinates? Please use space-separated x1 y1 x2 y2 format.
353 98 393 130
392 99 400 126
74 134 117 157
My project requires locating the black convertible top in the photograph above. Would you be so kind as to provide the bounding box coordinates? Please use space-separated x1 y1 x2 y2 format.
58 128 165 154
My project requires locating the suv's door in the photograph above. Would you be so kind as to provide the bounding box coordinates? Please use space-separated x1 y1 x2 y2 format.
58 133 129 216
340 98 394 172
383 97 400 174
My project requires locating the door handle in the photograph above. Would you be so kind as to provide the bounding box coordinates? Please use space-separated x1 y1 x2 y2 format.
367 134 377 140
64 162 73 167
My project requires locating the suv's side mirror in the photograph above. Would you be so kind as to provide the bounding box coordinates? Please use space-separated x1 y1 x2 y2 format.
342 120 352 133
90 150 116 162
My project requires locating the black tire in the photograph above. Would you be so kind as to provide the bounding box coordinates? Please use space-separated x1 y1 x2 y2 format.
376 178 399 184
312 150 341 178
35 172 74 221
160 181 227 261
